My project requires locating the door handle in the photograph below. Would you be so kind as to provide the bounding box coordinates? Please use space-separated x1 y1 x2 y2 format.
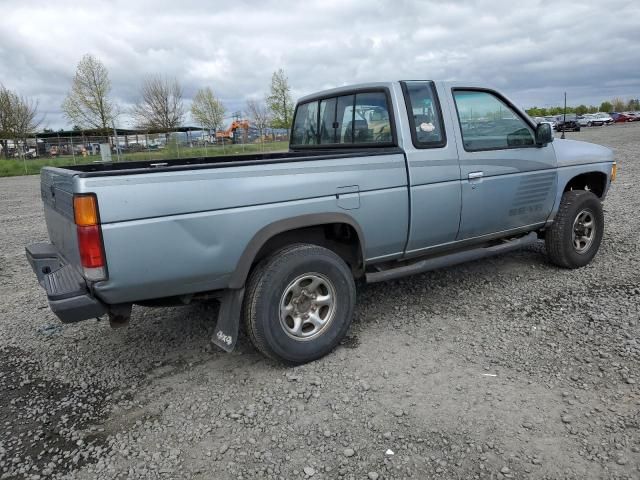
468 171 483 180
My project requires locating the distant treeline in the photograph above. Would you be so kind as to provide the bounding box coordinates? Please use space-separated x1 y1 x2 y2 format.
526 97 640 117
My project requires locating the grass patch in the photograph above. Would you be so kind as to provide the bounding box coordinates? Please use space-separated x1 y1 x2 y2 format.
0 141 289 177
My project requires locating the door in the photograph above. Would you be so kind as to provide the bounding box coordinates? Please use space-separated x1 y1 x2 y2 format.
401 81 462 256
450 89 557 239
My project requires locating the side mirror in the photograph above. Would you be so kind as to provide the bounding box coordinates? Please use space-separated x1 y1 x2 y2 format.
535 123 553 145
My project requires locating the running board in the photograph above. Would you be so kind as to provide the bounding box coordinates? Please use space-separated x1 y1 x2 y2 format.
366 232 538 283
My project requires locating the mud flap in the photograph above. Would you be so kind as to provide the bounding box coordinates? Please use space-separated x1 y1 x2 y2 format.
212 288 245 352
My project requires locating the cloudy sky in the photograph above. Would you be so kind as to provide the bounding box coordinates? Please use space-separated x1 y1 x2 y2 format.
1 0 638 129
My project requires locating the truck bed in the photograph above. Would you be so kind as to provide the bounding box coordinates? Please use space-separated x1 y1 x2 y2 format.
62 148 403 177
41 146 410 305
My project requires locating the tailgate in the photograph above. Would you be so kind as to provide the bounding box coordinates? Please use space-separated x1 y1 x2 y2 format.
40 167 82 271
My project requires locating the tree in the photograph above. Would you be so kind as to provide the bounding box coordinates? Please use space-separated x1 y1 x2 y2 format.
132 76 185 131
575 104 588 115
266 68 294 130
611 97 626 112
626 98 640 111
246 99 271 151
62 54 115 131
13 95 40 142
0 86 13 158
191 87 225 135
599 101 612 113
0 84 41 158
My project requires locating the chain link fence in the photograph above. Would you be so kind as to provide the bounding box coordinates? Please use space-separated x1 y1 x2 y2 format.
1 127 290 176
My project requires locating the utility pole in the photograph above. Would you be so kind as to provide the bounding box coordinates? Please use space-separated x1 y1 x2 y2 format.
561 92 567 140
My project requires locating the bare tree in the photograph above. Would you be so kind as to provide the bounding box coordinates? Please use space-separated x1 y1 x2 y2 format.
246 99 271 151
62 54 115 131
132 76 185 131
266 68 294 129
0 85 13 158
0 84 41 158
191 87 225 139
611 97 626 112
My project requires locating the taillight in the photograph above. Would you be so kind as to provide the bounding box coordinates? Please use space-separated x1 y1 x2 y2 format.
73 193 106 281
77 225 104 268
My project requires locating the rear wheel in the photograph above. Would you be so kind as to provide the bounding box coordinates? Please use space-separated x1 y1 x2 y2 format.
545 190 604 268
243 244 356 364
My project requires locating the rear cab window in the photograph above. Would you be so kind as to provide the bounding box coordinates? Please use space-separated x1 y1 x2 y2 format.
290 89 395 148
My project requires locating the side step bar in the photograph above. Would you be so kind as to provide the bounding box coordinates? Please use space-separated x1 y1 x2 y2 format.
366 232 538 283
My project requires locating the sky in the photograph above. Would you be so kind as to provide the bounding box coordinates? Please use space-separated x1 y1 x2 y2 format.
1 0 638 130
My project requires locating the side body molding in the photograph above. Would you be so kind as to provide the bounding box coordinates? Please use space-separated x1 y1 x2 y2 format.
227 212 366 289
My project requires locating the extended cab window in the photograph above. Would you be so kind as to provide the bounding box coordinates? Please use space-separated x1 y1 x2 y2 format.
291 90 393 147
291 101 319 145
453 90 534 151
402 81 445 147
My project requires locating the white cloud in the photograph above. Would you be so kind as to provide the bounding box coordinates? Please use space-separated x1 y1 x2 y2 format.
1 0 638 128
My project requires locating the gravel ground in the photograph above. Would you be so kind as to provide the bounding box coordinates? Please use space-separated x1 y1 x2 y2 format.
1 124 638 480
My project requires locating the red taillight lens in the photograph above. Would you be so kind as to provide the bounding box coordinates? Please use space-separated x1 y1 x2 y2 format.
77 225 104 268
74 193 106 281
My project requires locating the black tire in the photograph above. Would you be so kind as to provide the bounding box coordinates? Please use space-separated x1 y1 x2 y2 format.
587 122 592 127
243 243 356 364
545 190 604 268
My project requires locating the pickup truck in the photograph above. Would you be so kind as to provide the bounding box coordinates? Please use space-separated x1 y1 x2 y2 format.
27 81 616 364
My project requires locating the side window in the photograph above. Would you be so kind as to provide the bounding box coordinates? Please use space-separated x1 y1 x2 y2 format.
453 90 534 151
291 101 319 145
319 97 337 144
402 81 445 147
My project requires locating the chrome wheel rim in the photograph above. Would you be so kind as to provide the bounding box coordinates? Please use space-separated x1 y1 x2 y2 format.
279 273 337 341
572 209 596 254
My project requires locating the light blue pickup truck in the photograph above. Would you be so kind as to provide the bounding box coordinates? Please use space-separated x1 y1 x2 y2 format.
27 81 616 364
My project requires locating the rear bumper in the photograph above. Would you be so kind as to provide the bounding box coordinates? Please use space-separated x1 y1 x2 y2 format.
26 243 107 323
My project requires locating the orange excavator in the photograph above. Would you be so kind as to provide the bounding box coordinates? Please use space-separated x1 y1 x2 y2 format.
216 120 250 143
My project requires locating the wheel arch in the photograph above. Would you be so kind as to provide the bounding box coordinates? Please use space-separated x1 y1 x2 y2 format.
563 171 608 198
228 213 366 289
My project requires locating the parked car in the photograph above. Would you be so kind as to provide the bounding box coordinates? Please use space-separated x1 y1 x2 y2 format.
27 80 616 364
534 116 556 131
589 113 613 126
579 114 611 127
544 116 558 130
611 112 635 123
13 147 38 158
556 114 581 132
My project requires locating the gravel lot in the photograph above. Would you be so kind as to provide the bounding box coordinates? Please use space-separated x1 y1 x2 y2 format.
1 124 638 480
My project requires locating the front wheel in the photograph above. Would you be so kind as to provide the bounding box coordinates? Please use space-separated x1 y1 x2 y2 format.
545 190 604 268
243 244 356 364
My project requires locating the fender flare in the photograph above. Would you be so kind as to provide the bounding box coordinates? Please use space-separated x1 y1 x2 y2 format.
227 212 366 289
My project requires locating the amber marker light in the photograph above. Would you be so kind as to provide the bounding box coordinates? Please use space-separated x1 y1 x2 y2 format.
73 194 99 226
